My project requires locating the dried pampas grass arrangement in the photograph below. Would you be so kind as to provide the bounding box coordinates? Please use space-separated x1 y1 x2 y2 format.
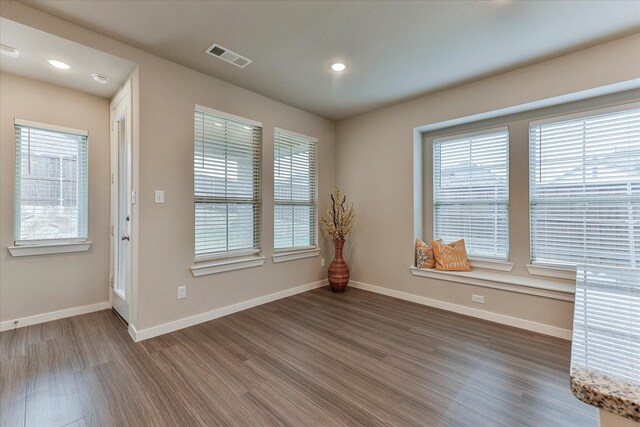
320 187 355 240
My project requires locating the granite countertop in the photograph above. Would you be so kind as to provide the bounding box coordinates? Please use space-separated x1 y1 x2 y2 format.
570 265 640 423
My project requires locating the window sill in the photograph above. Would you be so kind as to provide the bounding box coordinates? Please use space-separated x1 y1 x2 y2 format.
194 249 260 263
272 248 321 263
469 259 514 272
8 241 92 257
526 263 576 280
409 266 575 301
191 255 266 277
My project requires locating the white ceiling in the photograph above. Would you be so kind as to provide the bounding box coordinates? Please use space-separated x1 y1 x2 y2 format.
21 0 640 120
0 17 135 98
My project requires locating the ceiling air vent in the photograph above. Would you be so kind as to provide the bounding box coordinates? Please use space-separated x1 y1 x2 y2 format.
205 43 252 68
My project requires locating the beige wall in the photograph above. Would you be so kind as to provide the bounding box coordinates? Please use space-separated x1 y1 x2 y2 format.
0 2 336 331
336 33 640 331
0 72 111 321
135 59 336 330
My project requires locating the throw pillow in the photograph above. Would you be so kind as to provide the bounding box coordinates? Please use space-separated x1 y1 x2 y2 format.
431 239 471 271
415 239 436 269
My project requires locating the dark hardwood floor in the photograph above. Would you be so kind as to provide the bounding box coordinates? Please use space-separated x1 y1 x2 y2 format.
0 287 596 427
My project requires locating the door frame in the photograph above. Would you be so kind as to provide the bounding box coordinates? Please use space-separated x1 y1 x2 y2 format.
109 79 133 322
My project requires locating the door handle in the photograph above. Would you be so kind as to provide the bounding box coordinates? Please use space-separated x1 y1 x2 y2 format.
121 235 130 241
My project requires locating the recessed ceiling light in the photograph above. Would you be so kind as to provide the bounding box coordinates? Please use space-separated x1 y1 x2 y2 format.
0 44 19 58
330 62 347 72
91 73 109 84
48 59 71 70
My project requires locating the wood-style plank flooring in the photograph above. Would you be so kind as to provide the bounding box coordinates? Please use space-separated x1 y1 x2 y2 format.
0 287 596 427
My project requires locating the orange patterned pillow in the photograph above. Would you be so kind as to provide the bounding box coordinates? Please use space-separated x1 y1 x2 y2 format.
415 239 436 268
431 239 471 272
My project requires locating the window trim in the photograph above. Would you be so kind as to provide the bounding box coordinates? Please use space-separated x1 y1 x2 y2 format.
191 255 266 277
14 119 88 137
409 267 574 302
528 102 639 128
432 125 509 145
469 258 514 272
8 241 92 257
13 119 89 247
273 127 319 252
432 125 510 261
526 263 577 280
194 248 260 263
527 101 640 269
272 247 321 263
193 105 263 261
194 105 262 128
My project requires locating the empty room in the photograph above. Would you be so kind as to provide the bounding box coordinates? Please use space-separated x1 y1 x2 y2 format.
0 1 638 426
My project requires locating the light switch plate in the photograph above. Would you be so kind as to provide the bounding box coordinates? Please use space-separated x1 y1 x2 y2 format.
154 190 165 204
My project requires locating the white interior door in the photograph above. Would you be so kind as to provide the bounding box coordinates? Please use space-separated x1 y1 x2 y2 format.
110 82 132 323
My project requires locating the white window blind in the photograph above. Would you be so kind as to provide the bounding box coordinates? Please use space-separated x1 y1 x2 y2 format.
274 128 318 250
194 107 262 258
433 127 509 260
14 120 88 244
572 264 640 384
529 106 640 268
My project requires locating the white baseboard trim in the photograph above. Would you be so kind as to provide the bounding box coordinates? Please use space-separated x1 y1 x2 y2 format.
0 301 111 332
349 280 572 340
128 324 139 342
129 279 328 342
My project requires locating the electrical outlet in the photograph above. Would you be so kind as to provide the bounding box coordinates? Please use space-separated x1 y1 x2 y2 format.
321 258 326 267
177 286 187 299
472 294 485 304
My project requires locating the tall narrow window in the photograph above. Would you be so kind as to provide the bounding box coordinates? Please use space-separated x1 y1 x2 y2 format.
433 127 509 260
14 120 88 244
194 107 262 258
529 106 639 268
274 128 318 250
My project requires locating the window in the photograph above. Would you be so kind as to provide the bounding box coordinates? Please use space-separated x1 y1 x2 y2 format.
273 128 318 250
433 127 509 260
14 120 88 244
529 106 639 268
194 106 262 259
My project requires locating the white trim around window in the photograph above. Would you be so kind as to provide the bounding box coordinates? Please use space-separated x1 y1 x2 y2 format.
432 126 510 261
469 258 514 272
194 105 262 128
14 118 88 137
193 106 263 260
273 127 319 252
410 267 574 301
528 102 639 269
526 263 577 280
13 119 90 249
191 255 266 277
8 241 92 257
528 102 640 127
272 247 321 263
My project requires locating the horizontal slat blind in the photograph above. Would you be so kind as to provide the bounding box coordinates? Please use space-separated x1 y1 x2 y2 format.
14 123 88 243
194 109 262 258
274 129 317 250
572 264 640 384
433 128 509 260
529 107 640 267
